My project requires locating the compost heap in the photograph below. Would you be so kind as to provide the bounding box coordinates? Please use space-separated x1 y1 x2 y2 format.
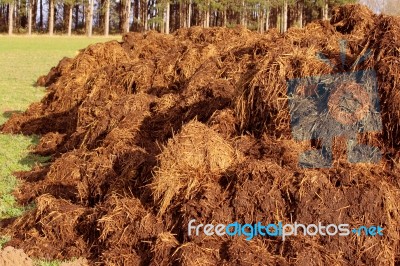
1 4 400 265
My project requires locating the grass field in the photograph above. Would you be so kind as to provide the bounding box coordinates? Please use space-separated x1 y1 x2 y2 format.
0 36 119 265
0 36 119 125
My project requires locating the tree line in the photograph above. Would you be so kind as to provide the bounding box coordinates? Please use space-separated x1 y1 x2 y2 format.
0 0 363 36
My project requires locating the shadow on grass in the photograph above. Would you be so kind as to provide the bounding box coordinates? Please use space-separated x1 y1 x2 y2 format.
2 110 23 120
0 135 49 221
19 153 51 168
18 135 51 168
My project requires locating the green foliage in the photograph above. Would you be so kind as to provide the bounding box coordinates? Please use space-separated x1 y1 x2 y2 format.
0 236 10 249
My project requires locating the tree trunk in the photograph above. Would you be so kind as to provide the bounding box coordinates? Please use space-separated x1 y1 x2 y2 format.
298 1 303 28
121 0 129 33
241 0 245 27
223 7 226 27
28 0 32 35
68 5 73 36
258 7 262 33
152 0 156 30
15 0 19 33
133 0 139 31
144 0 148 31
104 0 110 36
8 2 13 35
277 7 281 32
179 0 183 28
205 0 210 28
49 0 54 35
82 4 85 27
165 1 170 34
87 0 94 36
160 5 164 33
266 7 270 30
75 5 79 29
63 3 68 31
39 0 43 30
187 0 191 28
127 0 131 32
140 0 146 32
201 10 205 27
322 0 329 20
98 0 104 31
32 0 37 31
325 1 329 20
282 0 288 32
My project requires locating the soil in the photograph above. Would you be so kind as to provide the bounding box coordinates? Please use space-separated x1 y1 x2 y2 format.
1 4 400 266
0 246 33 266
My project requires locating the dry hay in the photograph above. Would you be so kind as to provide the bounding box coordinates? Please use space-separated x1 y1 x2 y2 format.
96 194 164 265
330 4 376 37
1 4 400 265
4 194 88 259
150 232 179 265
225 237 288 265
34 132 66 156
152 120 236 215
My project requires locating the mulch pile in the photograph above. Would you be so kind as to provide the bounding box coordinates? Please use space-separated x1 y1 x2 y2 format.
1 4 400 265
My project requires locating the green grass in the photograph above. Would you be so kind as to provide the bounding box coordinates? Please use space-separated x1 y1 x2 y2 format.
35 260 62 266
0 36 120 125
0 235 10 249
0 36 120 259
0 134 49 218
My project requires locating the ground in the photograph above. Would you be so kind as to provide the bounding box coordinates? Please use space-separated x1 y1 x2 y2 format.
0 35 119 266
